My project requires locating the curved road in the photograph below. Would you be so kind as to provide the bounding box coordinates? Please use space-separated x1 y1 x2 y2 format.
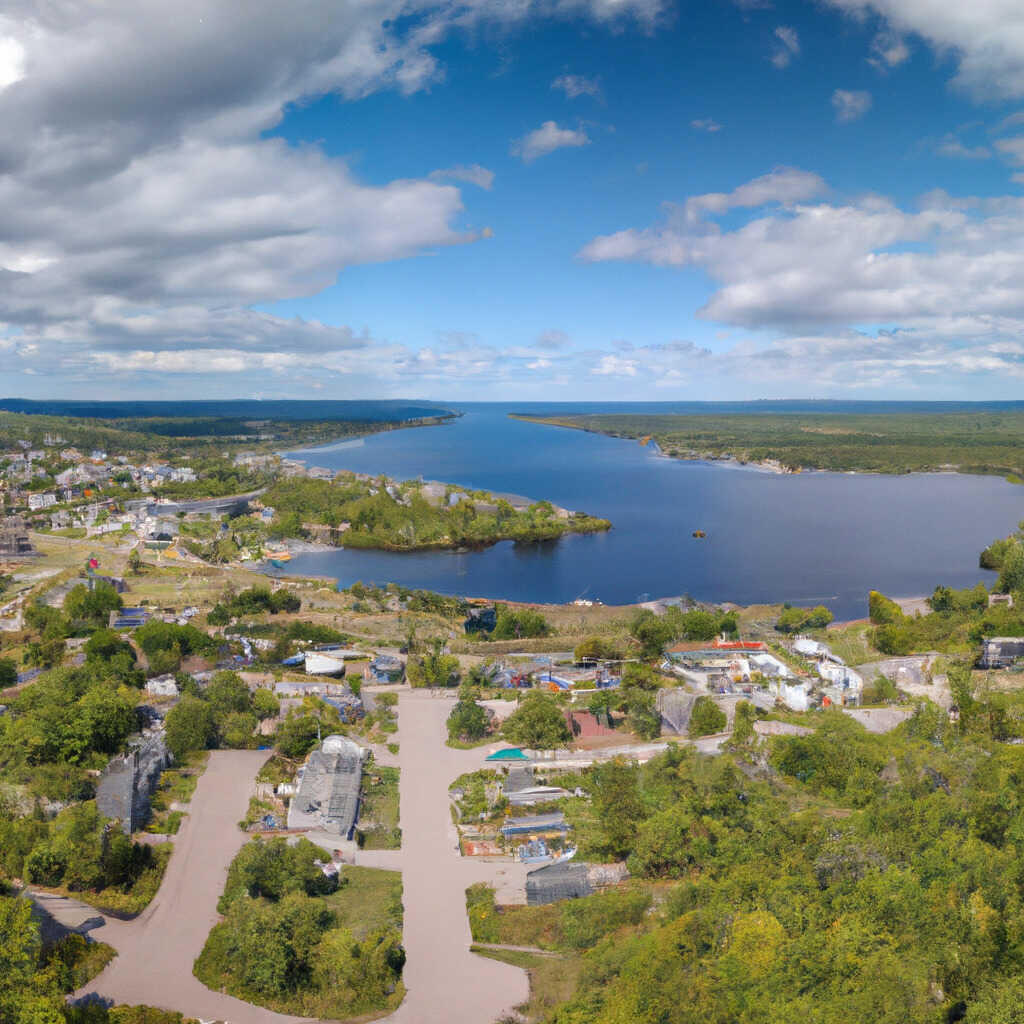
74 691 528 1023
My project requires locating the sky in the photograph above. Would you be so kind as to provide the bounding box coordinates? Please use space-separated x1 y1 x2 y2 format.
5 1 1024 401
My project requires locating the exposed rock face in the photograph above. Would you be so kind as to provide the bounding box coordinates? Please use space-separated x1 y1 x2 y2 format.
96 731 171 834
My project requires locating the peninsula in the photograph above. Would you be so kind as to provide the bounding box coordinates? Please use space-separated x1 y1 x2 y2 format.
513 409 1024 477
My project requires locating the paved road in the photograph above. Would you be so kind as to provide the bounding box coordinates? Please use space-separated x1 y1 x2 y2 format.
376 690 529 1024
72 693 528 1023
73 749 307 1024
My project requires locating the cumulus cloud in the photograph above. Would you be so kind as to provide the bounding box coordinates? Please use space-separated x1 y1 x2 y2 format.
823 1 1024 100
512 121 590 162
691 118 722 132
428 164 495 189
552 74 601 99
0 0 660 387
832 89 872 123
770 26 800 68
575 165 1024 395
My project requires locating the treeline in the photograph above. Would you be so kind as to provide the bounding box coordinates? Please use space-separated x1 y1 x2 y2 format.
868 585 1024 657
518 411 1024 476
262 474 611 551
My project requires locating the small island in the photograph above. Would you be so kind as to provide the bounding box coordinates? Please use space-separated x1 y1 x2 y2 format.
261 472 611 551
512 409 1024 477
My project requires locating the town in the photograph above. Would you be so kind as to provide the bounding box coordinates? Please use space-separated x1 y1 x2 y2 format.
4 446 1024 1024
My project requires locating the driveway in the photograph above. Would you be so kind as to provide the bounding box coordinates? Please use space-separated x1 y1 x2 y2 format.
73 748 307 1024
374 689 528 1024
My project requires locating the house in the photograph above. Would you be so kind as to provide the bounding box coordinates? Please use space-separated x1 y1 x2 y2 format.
526 860 592 906
979 637 1024 669
286 735 365 837
500 813 569 838
109 607 150 630
95 730 171 834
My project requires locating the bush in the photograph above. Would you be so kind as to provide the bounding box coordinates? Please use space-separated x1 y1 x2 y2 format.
688 697 727 738
559 888 652 948
492 605 550 640
868 590 904 625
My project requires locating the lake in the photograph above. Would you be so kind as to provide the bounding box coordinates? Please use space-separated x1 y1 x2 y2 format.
278 403 1024 620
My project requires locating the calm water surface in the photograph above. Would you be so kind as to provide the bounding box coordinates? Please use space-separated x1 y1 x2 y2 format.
280 404 1024 619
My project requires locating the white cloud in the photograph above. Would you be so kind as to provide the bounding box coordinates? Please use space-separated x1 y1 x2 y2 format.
994 136 1024 165
512 121 590 162
552 74 601 99
832 89 872 123
0 35 24 91
770 26 800 68
691 118 722 132
868 30 909 70
577 168 1024 385
0 0 661 386
823 1 1024 100
428 164 495 189
936 134 991 159
592 354 637 376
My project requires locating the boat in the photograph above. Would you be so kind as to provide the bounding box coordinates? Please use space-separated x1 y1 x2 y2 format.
265 548 291 563
269 558 288 569
303 652 347 676
692 530 707 539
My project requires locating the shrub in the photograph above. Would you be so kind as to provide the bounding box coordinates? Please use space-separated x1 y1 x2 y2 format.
688 697 727 737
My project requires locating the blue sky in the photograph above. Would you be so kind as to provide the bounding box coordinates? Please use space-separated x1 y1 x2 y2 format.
3 0 1024 399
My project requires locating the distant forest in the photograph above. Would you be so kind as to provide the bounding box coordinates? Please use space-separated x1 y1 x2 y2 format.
515 411 1024 477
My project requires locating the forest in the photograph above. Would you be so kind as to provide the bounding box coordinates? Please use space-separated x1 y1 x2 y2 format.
472 708 1024 1023
514 410 1024 476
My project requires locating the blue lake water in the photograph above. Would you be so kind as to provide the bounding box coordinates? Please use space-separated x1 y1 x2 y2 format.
279 403 1024 620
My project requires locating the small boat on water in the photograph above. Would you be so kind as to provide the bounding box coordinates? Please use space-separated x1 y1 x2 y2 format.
692 530 707 539
265 547 291 563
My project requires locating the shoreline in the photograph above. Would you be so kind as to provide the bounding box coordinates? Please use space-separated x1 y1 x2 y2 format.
513 414 1024 481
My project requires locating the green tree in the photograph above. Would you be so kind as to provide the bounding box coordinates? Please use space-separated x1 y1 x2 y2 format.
589 759 646 861
868 590 904 625
0 896 64 1024
164 695 216 760
253 688 280 720
447 699 490 743
574 636 619 663
501 691 571 750
629 609 674 658
207 603 230 626
406 641 460 688
688 696 727 737
0 657 17 688
491 605 550 640
275 711 322 759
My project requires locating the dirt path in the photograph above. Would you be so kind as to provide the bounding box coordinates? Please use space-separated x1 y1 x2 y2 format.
73 749 307 1024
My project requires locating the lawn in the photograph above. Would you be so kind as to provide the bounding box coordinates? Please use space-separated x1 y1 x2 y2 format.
357 766 401 850
324 865 404 940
